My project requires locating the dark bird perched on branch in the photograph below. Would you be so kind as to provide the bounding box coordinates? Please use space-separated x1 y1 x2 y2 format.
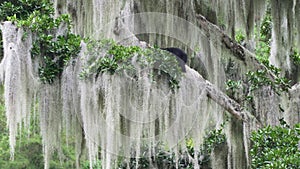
161 47 188 72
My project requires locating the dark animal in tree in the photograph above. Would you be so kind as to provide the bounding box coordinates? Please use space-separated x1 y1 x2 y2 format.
161 47 188 72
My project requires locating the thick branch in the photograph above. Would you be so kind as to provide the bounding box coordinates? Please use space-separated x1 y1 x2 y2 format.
205 80 245 121
186 67 252 122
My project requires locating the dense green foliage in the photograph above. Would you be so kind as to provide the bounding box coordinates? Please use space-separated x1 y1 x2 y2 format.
0 0 82 84
0 0 53 62
251 119 300 169
80 39 183 90
0 0 53 21
33 33 81 83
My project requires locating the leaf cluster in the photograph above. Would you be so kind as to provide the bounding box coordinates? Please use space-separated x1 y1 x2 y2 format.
250 119 300 169
33 33 81 83
80 40 141 77
246 62 291 95
0 0 53 22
